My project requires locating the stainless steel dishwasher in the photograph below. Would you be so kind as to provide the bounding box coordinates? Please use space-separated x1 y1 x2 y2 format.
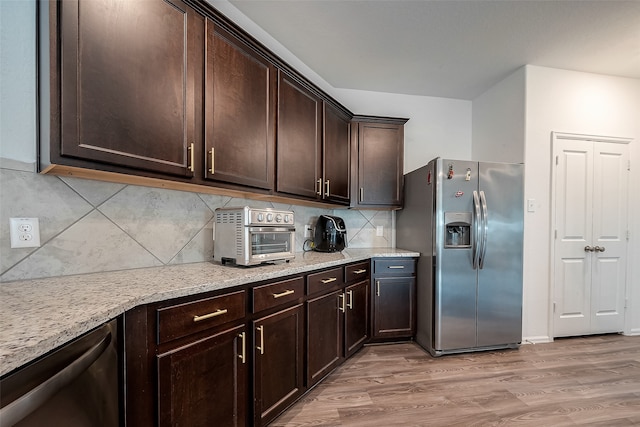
0 318 121 427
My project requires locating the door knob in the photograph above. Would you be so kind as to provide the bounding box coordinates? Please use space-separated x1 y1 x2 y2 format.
594 246 605 252
584 246 594 252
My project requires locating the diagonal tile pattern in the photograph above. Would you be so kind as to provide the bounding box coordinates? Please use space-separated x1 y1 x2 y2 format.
0 167 394 282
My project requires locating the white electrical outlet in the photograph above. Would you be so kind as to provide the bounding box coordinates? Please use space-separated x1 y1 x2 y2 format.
376 225 384 236
10 218 41 248
304 225 313 238
527 199 536 213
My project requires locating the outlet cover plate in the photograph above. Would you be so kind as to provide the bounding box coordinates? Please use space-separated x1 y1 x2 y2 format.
10 218 41 248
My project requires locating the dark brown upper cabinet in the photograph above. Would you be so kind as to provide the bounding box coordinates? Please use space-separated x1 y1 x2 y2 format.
322 104 351 204
351 116 409 208
54 0 204 177
204 19 276 190
276 72 323 199
276 72 351 205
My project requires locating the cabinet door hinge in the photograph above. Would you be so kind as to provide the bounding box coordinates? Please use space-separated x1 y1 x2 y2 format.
555 155 559 166
628 160 631 171
553 302 556 313
627 230 631 241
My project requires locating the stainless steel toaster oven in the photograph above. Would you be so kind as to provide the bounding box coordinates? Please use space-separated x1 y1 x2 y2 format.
214 207 295 266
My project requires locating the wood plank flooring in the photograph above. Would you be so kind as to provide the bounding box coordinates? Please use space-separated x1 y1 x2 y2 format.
270 334 640 426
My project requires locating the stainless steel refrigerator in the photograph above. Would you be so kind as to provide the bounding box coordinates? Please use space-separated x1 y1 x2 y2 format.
397 158 524 356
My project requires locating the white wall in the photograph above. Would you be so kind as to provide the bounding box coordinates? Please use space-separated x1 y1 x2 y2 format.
523 65 640 339
472 67 526 163
0 1 36 167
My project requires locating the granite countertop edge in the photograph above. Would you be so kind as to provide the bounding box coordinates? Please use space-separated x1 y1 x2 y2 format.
0 248 418 376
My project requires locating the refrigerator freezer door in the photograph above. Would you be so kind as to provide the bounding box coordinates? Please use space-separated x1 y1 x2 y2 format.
476 162 524 347
434 159 478 351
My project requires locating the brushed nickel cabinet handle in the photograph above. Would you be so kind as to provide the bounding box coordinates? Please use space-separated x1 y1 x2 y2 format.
316 179 322 196
193 308 227 322
376 281 380 297
585 246 594 252
188 142 195 173
353 269 367 274
388 265 405 269
273 289 295 299
321 277 337 284
359 187 364 202
238 332 246 364
325 179 330 197
338 294 345 312
346 290 353 309
208 148 215 174
256 325 265 355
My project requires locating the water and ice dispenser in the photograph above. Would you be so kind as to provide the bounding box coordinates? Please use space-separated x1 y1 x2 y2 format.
444 212 471 248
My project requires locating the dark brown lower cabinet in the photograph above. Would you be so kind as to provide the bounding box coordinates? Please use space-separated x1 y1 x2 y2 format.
373 277 416 339
306 289 344 386
344 280 369 357
157 325 247 427
253 304 305 426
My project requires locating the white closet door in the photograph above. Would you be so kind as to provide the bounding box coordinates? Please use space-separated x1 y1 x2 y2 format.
590 142 628 333
554 140 593 337
553 135 629 338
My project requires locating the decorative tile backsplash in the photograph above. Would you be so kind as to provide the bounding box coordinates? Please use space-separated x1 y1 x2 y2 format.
0 166 394 282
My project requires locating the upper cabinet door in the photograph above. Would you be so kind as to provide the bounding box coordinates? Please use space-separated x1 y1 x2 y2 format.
353 118 408 208
276 72 323 199
58 0 204 177
323 104 351 204
204 20 276 190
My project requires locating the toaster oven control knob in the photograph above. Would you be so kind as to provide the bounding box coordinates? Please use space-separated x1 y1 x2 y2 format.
257 213 264 222
284 214 291 223
266 213 274 222
275 214 282 223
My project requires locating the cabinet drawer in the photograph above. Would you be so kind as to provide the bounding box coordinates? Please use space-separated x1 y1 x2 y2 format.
157 290 246 344
307 267 344 295
373 259 415 275
252 276 304 313
345 261 370 283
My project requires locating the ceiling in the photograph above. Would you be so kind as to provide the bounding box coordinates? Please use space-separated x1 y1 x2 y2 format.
227 0 640 100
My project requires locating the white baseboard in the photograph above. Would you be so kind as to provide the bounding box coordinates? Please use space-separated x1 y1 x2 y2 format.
624 328 640 336
521 336 552 344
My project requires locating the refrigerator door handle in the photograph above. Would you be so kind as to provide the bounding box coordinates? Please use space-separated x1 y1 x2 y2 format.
478 190 488 269
472 190 481 269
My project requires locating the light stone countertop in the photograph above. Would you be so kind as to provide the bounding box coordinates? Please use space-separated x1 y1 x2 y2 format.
0 248 418 376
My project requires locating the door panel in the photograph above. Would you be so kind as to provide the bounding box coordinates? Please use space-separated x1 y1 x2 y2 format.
477 162 524 347
590 142 628 333
553 136 628 337
554 141 593 336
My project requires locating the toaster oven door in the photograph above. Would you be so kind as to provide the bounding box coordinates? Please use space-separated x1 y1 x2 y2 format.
248 227 295 261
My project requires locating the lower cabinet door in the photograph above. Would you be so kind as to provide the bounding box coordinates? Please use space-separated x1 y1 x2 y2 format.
344 280 369 357
253 304 305 426
374 277 415 339
306 290 343 386
157 325 247 427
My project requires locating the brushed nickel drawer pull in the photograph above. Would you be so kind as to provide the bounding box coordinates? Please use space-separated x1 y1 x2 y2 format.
273 289 295 299
321 277 338 284
257 325 265 355
388 265 405 269
238 332 246 364
188 142 195 173
193 308 227 322
353 269 367 274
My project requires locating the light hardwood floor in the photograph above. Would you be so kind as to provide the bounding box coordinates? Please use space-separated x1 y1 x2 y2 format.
271 334 640 426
